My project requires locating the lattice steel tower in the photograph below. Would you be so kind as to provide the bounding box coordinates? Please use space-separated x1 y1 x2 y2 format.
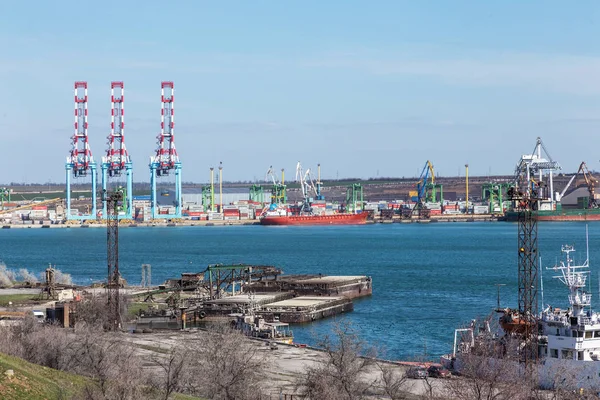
106 190 123 331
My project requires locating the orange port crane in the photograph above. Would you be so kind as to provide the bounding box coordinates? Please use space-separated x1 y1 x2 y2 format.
577 162 599 209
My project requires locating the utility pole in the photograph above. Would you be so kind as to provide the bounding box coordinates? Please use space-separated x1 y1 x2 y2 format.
465 164 469 214
219 161 223 212
210 167 215 212
495 283 506 310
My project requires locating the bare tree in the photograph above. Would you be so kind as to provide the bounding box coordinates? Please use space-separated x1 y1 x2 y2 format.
74 292 130 330
377 362 410 400
445 338 529 400
66 328 147 400
1 315 71 370
181 325 269 400
150 345 188 400
296 321 377 400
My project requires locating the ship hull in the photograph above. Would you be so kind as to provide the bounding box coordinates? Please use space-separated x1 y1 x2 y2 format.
260 213 368 226
504 209 600 222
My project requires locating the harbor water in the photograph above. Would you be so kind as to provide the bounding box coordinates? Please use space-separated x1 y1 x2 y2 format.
1 222 599 360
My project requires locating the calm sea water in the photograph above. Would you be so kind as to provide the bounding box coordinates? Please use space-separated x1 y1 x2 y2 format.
1 222 599 359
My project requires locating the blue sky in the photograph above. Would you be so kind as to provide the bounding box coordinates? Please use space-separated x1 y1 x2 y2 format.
1 1 599 183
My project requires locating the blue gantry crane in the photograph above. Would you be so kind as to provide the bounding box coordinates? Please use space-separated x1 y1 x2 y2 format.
149 82 182 219
101 82 133 219
65 81 97 221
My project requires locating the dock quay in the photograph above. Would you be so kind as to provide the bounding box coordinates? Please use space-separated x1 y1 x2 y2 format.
256 296 353 323
129 268 372 330
188 292 354 324
247 274 372 299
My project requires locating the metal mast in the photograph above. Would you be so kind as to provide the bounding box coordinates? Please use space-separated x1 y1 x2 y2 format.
106 190 122 331
66 81 97 220
101 82 133 219
150 82 182 219
509 165 540 369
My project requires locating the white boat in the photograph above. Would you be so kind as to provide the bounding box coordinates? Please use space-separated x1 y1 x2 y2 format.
445 234 600 391
229 293 294 344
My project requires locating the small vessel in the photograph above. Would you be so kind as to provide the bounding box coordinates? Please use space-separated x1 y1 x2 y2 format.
231 313 294 344
498 308 535 335
229 293 294 344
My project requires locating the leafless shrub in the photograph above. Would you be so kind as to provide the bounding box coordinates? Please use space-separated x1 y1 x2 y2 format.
66 327 147 400
18 268 38 283
182 325 268 400
296 321 377 400
377 363 410 400
0 317 70 370
74 293 129 330
53 269 73 285
445 346 529 400
0 262 16 286
149 345 189 400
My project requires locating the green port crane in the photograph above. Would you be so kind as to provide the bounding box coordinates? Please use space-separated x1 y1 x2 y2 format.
345 183 364 213
482 182 511 214
0 187 11 210
249 184 265 203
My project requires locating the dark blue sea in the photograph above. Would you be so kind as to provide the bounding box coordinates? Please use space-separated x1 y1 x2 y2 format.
1 222 598 360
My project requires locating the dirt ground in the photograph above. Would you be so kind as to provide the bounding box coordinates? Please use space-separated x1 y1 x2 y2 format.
122 329 448 399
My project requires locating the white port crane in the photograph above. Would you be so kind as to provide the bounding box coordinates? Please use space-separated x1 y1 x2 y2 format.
265 165 279 185
296 162 318 200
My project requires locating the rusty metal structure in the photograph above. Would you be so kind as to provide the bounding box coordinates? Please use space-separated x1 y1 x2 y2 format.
40 264 57 300
508 175 541 369
205 264 282 299
577 161 599 209
106 190 123 330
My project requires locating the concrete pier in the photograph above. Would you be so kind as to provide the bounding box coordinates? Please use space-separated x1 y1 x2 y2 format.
247 275 372 299
257 296 353 323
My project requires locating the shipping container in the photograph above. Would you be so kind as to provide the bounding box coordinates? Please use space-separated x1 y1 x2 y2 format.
207 213 223 220
473 206 489 214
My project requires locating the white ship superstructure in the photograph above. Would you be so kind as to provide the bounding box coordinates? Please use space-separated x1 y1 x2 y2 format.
541 245 600 362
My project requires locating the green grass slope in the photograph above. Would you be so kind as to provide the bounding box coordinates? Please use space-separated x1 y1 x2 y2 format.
0 352 205 400
0 352 88 399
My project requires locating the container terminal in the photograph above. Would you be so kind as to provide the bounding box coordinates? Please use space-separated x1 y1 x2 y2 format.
0 82 598 225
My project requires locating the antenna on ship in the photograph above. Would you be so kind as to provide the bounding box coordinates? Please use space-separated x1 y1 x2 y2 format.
540 255 544 310
586 224 590 267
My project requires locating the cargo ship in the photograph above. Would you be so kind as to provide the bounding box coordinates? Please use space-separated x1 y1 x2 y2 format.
260 210 368 226
503 206 600 222
259 161 369 226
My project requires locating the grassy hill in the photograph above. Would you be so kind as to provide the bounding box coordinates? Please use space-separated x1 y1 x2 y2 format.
0 352 88 399
0 352 202 400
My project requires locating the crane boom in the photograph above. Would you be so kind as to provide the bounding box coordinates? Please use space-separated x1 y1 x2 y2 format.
265 166 277 185
557 174 577 201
